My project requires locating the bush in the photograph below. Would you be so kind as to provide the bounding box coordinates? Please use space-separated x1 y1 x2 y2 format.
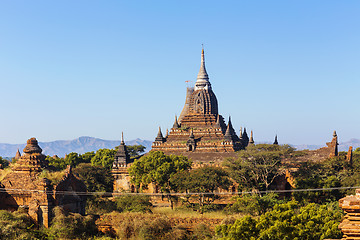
86 196 117 215
225 193 281 216
115 195 153 213
216 201 344 240
138 217 172 240
46 206 99 239
0 209 44 239
192 223 214 240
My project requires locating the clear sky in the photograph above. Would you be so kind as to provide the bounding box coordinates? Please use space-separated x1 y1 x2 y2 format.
0 1 359 145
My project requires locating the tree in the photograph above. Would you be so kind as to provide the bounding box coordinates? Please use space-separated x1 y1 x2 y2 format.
90 148 116 169
224 144 294 192
80 151 95 163
171 166 231 212
128 151 192 209
0 157 9 169
225 193 281 216
126 145 146 158
115 195 152 213
73 163 114 193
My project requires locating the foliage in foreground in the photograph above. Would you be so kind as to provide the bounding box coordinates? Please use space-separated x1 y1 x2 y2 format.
0 209 44 239
86 195 153 215
225 193 282 216
216 200 344 240
46 207 99 239
104 212 213 240
115 195 153 213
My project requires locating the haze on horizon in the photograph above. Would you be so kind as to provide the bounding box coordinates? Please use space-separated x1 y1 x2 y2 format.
0 1 359 146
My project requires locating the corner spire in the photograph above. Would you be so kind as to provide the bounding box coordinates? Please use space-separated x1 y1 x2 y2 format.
173 115 180 129
195 47 211 91
249 130 255 145
155 127 165 143
224 119 233 142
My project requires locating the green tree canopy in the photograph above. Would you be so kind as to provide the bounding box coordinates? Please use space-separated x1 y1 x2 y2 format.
0 157 9 169
90 148 116 169
73 163 114 193
216 201 343 240
224 144 294 192
126 145 146 158
171 166 231 212
128 151 192 208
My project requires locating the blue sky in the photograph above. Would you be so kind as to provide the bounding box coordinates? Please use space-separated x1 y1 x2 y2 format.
0 1 359 145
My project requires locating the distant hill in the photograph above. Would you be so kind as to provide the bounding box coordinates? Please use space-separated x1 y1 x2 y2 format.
1 137 359 158
293 138 360 152
0 136 153 158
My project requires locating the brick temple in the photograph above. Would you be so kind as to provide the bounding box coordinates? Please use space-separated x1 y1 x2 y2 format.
151 49 254 161
0 138 87 227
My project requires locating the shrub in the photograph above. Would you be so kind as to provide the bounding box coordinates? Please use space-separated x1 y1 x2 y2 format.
115 195 152 213
225 193 281 216
46 206 99 239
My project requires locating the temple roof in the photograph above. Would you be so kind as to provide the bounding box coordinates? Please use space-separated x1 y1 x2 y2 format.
195 48 212 91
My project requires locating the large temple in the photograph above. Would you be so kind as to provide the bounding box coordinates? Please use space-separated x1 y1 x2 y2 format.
151 49 254 161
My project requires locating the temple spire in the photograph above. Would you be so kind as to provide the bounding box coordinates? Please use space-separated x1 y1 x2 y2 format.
224 119 233 142
121 132 125 145
173 115 180 129
273 135 278 145
239 127 243 139
15 148 21 160
155 127 165 143
249 130 255 145
195 47 211 91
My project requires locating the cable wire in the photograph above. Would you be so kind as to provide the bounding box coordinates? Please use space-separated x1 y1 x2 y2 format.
0 185 359 196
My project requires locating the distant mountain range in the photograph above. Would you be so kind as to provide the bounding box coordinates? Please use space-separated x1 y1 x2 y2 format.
0 136 359 158
292 138 360 152
0 136 153 158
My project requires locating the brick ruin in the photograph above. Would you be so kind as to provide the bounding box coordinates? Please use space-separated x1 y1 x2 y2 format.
339 189 360 239
0 138 87 227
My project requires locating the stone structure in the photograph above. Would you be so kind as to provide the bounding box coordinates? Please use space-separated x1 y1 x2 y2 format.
112 133 134 192
339 189 360 239
0 138 86 227
152 49 252 161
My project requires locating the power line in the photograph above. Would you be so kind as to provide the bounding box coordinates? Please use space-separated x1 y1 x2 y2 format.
0 186 358 197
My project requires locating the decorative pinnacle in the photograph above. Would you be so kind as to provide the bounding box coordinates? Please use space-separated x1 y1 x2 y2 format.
195 47 211 90
333 130 337 137
157 127 164 138
121 132 124 145
197 48 208 80
173 115 180 128
239 127 243 138
249 130 254 144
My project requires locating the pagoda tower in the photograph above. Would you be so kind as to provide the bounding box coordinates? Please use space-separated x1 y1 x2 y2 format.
152 49 249 154
112 133 134 192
